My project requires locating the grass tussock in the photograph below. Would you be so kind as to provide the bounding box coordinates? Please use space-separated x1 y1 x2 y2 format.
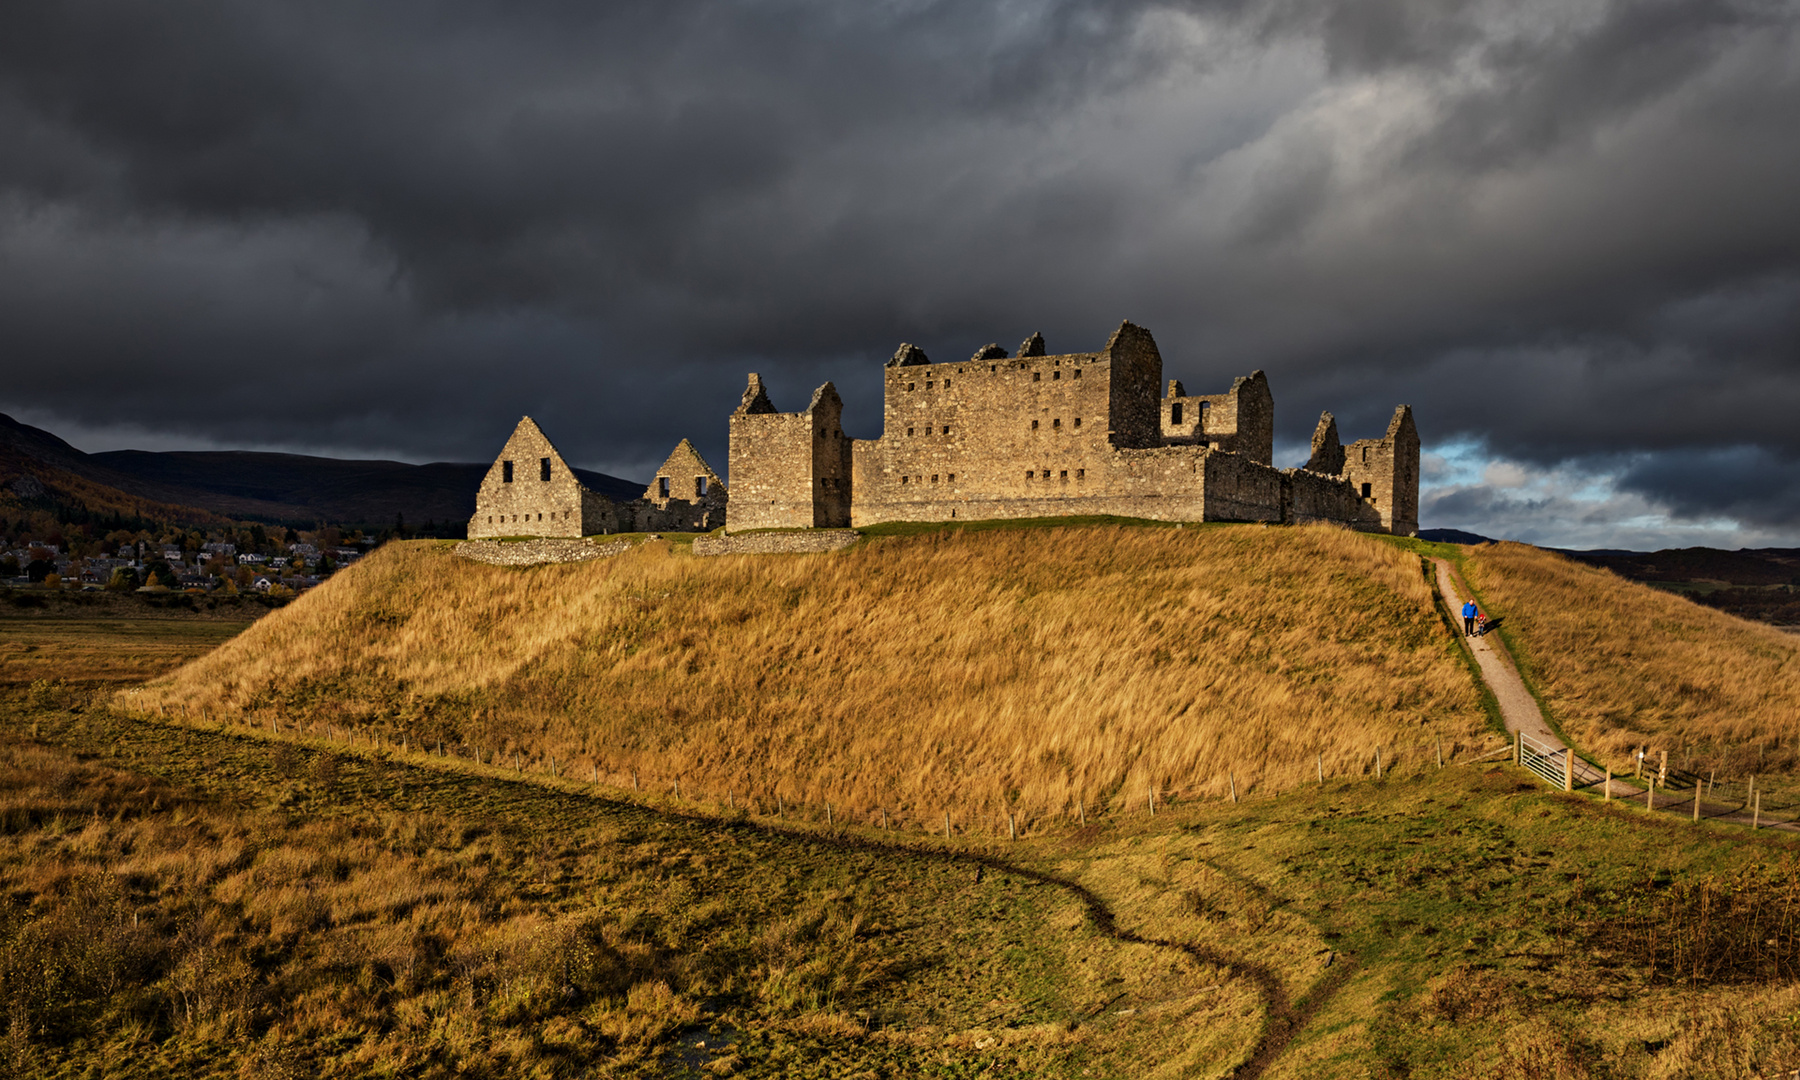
134 525 1485 824
1463 542 1800 775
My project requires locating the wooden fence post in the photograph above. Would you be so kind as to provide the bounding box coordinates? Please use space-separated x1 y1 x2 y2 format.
1658 749 1668 785
1317 753 1324 785
944 812 951 840
1148 788 1156 816
728 790 734 810
1604 767 1611 802
1564 750 1574 792
1229 773 1238 804
1515 730 1522 766
1008 813 1016 840
1376 747 1383 780
881 807 888 829
1077 800 1086 827
1646 778 1655 811
1436 739 1443 768
1693 784 1701 823
633 771 639 790
826 804 833 827
1754 792 1761 830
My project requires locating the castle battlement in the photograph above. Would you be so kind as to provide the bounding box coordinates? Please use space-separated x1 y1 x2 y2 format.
726 321 1418 535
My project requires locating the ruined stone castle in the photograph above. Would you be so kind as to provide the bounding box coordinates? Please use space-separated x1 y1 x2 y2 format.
727 321 1418 534
467 418 727 538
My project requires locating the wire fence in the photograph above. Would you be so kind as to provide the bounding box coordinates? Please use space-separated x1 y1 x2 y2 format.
1516 729 1799 831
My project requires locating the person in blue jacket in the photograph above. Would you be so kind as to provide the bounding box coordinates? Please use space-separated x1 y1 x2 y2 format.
1462 599 1478 636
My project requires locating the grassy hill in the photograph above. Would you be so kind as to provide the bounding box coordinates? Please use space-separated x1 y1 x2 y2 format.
133 523 1489 826
1462 542 1800 778
13 528 1800 1076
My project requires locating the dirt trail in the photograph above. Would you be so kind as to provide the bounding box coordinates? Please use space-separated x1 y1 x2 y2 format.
1431 558 1560 748
1434 556 1640 799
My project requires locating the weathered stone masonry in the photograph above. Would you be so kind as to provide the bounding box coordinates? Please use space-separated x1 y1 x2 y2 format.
727 321 1418 535
468 418 727 538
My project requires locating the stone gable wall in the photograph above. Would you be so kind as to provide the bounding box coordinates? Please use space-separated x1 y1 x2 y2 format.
637 439 730 532
468 418 613 538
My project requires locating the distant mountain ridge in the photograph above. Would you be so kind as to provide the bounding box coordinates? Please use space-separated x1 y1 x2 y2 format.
0 412 643 530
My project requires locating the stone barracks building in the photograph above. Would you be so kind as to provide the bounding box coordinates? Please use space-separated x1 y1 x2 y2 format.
467 418 726 538
727 321 1418 534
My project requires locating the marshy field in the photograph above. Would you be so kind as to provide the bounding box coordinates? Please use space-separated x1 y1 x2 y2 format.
4 521 1800 1077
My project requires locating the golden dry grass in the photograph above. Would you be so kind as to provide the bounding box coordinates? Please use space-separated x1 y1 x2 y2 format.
134 524 1486 826
1463 542 1800 776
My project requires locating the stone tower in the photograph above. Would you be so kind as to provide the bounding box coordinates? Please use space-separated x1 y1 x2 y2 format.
726 375 853 531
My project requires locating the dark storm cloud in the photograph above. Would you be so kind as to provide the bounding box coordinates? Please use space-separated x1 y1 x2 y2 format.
1 0 1797 539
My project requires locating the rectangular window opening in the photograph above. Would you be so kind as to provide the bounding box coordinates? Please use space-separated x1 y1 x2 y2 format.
1041 470 1051 479
947 473 955 482
941 425 949 435
1031 419 1039 430
1032 371 1041 382
907 382 916 391
1076 468 1085 479
1361 482 1372 498
1074 417 1082 428
1025 470 1033 480
540 457 551 481
902 476 909 484
944 379 951 389
1171 403 1183 425
1073 369 1081 378
1053 370 1060 380
696 476 708 497
502 460 514 483
1059 470 1068 480
926 381 934 389
1053 418 1061 429
931 474 939 483
658 476 671 498
990 364 997 372
907 426 915 437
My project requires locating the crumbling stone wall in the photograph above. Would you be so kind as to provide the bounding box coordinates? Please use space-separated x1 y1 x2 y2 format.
691 529 859 556
1339 406 1419 536
1161 371 1274 465
624 438 728 532
454 537 635 566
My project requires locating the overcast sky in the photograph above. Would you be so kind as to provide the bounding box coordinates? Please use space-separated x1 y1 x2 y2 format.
4 0 1798 549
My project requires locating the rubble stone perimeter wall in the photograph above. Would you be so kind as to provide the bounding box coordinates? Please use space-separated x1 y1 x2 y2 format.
454 538 636 567
691 530 860 556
